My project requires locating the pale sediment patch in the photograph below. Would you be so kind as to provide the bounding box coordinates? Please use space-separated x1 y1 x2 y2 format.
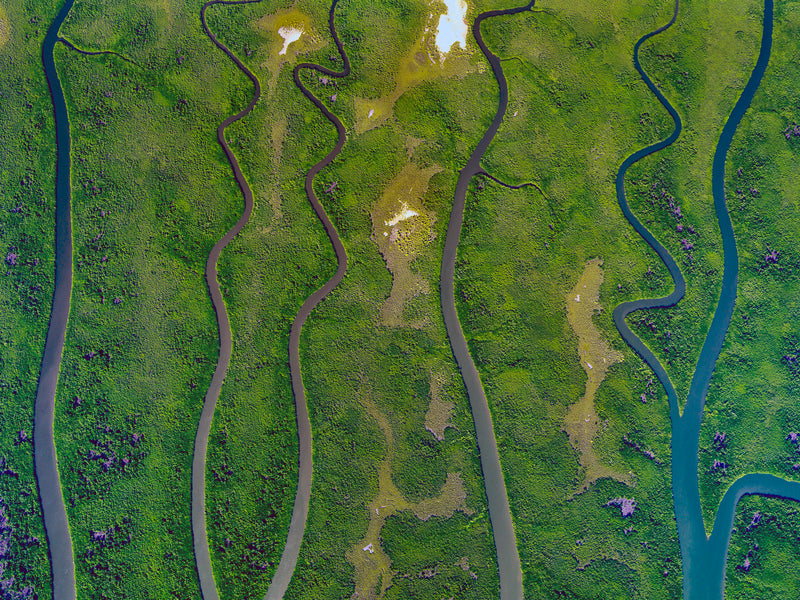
0 5 10 50
352 5 476 134
563 258 630 492
347 393 472 600
412 472 472 521
278 25 303 55
405 135 424 160
384 203 419 227
256 117 287 237
424 370 455 441
371 163 442 328
268 117 286 223
255 7 322 92
434 0 468 55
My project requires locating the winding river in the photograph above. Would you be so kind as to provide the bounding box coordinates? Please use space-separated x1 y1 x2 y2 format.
613 0 800 597
37 1 795 599
264 1 350 598
440 3 537 599
193 2 262 599
55 37 140 67
36 1 78 599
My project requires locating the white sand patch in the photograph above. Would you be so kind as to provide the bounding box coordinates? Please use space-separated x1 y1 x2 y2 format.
435 0 468 54
384 203 419 227
278 26 303 56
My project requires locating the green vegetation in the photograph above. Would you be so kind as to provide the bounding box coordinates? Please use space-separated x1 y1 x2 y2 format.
457 0 685 595
273 1 503 596
52 23 223 600
623 0 764 410
459 0 800 596
45 0 342 597
5 0 800 597
0 1 61 597
725 496 800 599
29 0 501 597
700 4 800 597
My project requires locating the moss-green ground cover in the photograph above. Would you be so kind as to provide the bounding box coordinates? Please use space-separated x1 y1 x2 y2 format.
702 3 800 598
458 1 684 595
6 0 800 597
0 1 61 597
31 0 499 597
459 0 800 597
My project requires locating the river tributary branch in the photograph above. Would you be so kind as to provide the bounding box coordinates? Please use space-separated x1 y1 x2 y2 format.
264 1 350 598
476 168 548 196
611 0 683 423
193 2 262 599
612 1 800 597
440 2 539 599
56 37 142 67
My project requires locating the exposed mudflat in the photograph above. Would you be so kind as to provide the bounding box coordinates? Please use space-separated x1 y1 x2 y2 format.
434 0 468 55
278 26 303 55
0 5 9 49
563 258 628 492
348 394 472 600
371 163 441 328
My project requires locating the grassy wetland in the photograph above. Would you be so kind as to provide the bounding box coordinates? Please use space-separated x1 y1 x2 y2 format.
0 1 61 597
4 0 800 598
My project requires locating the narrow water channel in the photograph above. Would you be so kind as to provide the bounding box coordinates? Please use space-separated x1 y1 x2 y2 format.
36 1 78 598
193 2 262 599
613 1 800 597
265 1 350 597
439 3 536 599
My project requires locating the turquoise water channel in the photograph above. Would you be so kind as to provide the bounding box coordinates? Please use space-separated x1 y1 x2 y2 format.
614 1 800 598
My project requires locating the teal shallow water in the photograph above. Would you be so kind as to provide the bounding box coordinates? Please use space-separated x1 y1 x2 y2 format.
613 1 800 597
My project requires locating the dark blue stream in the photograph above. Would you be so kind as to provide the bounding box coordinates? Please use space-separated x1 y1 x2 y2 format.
613 1 800 598
36 0 77 598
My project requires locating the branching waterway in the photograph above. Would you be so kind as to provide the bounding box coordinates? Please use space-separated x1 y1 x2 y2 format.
37 1 795 598
440 2 537 599
193 2 262 599
613 1 800 597
37 2 78 599
264 1 350 598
